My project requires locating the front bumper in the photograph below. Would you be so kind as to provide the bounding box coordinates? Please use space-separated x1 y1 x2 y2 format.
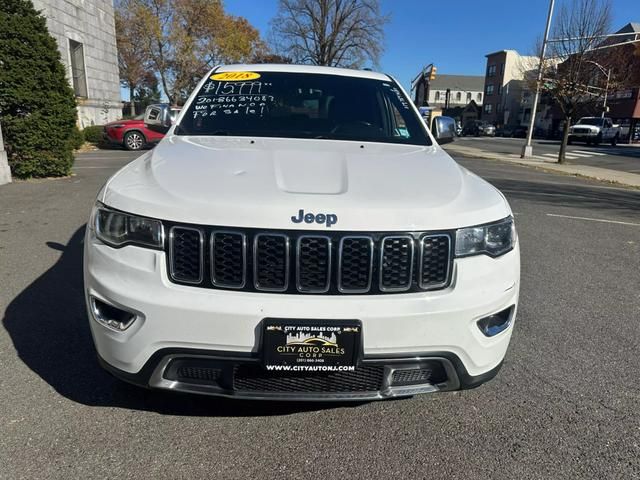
84 228 519 399
569 131 598 138
98 348 504 401
103 128 123 145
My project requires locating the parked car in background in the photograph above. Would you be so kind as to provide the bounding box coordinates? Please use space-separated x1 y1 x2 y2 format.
103 107 181 150
512 126 528 138
462 120 495 137
568 117 621 146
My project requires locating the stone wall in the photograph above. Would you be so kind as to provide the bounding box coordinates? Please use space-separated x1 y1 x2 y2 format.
31 0 122 127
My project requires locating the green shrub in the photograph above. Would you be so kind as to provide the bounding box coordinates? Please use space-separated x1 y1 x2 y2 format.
0 0 78 178
69 126 85 150
83 125 104 144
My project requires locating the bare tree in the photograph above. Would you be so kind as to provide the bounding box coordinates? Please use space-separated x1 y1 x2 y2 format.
270 0 389 68
538 0 619 163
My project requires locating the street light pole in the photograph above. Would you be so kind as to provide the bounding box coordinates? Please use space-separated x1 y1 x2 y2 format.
601 67 611 119
521 0 555 158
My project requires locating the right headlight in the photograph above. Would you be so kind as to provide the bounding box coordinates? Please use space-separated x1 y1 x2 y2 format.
455 217 515 258
91 202 164 249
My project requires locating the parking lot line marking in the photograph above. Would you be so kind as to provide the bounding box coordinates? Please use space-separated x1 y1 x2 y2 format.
546 213 640 227
573 150 606 156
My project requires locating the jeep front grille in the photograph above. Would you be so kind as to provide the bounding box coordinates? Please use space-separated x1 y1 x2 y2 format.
167 226 453 295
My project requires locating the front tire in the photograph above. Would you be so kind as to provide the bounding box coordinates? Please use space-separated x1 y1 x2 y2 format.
123 131 145 151
594 133 602 146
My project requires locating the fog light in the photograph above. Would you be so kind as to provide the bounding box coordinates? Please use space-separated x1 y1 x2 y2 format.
477 306 514 337
90 296 137 331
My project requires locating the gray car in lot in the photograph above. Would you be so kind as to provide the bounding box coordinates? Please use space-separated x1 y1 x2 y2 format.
462 120 495 137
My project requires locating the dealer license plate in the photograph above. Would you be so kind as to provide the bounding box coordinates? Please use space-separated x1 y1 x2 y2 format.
262 319 361 368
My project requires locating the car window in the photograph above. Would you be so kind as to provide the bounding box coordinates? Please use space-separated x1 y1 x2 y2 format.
577 118 603 126
177 71 431 146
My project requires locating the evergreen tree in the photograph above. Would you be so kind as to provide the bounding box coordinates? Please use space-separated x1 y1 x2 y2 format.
0 0 77 178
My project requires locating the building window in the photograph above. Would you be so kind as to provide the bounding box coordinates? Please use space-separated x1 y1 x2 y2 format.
487 65 496 77
498 85 503 95
486 84 494 95
477 92 482 102
484 103 493 114
455 92 461 101
466 92 472 102
500 63 505 75
435 91 440 102
69 39 88 98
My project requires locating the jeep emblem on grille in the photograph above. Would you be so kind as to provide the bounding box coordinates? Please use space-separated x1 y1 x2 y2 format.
291 209 338 228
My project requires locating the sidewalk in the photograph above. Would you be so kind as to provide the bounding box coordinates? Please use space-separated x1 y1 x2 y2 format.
444 143 640 188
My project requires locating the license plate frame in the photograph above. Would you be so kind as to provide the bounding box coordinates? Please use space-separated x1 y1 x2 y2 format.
262 319 362 369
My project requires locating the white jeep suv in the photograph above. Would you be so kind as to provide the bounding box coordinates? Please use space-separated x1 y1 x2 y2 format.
84 65 520 401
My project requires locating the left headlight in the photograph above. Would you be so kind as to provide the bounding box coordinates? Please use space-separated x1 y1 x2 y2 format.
455 217 515 258
91 202 163 249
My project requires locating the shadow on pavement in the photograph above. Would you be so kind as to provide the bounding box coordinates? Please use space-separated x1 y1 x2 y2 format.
2 226 359 417
489 177 640 219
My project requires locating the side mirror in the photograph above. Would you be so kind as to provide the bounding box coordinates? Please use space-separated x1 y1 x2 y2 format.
144 104 173 134
432 116 456 145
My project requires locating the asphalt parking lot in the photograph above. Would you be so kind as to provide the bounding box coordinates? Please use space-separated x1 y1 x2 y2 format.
1 148 640 479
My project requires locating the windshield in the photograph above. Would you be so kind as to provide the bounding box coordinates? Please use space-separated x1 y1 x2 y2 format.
577 118 603 126
177 71 431 146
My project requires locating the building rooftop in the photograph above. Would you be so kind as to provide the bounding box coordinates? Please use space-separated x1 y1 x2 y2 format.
428 74 485 92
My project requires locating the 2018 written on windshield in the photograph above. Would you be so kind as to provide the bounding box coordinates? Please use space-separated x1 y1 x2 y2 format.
193 80 274 118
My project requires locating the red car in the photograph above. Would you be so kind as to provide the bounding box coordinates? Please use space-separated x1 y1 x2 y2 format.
103 108 181 151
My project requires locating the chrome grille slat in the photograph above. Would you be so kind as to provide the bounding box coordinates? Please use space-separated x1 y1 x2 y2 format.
166 227 452 294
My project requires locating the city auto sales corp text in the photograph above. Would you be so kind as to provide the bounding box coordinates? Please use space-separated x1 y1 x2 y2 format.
277 345 345 357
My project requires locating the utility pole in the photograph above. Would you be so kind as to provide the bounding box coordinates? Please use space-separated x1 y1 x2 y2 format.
521 0 555 158
601 68 611 119
0 120 12 186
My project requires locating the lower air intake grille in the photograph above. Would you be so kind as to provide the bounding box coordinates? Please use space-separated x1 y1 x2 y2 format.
233 365 385 393
176 366 222 383
391 368 433 386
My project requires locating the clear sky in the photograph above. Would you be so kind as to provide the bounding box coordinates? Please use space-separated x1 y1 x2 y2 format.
225 0 639 91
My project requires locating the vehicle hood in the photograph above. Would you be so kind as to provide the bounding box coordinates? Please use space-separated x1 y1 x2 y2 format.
571 124 599 131
101 136 510 231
